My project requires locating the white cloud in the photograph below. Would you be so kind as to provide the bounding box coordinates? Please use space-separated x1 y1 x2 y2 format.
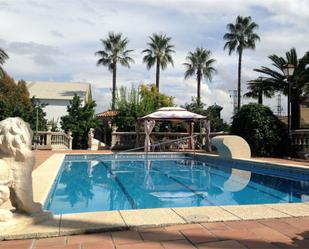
0 0 308 123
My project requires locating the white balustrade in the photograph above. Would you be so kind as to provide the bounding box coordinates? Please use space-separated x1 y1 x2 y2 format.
32 131 72 150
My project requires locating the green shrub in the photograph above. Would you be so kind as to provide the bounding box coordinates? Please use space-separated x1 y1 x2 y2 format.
231 103 288 156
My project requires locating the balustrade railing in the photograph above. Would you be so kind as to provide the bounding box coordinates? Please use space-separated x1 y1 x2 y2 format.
290 130 309 157
111 131 226 150
32 130 72 150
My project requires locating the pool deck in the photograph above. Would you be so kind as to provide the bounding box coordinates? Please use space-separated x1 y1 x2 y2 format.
1 150 309 248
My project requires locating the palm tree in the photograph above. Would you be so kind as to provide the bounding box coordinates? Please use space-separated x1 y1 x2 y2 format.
184 47 217 106
95 32 134 110
223 16 260 111
254 48 309 129
244 77 275 104
0 48 9 78
142 33 175 92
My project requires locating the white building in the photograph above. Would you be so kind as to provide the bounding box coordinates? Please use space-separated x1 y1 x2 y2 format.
27 81 92 125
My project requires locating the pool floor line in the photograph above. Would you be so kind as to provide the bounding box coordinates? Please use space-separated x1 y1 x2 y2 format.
100 161 137 209
151 165 216 207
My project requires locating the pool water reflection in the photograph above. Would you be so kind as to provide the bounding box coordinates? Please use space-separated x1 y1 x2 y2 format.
45 156 309 214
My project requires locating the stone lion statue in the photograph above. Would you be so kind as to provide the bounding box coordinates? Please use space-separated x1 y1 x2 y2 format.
0 117 43 221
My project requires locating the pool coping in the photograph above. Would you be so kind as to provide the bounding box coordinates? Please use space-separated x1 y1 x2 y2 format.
1 152 309 240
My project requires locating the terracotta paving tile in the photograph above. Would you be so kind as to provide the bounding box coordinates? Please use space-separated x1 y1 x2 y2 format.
140 229 185 242
259 218 305 239
197 240 247 249
138 227 167 233
0 239 33 248
161 239 196 249
240 239 278 249
111 231 143 245
34 237 67 247
201 222 230 232
224 220 266 230
82 241 114 249
281 217 309 230
0 241 32 249
165 223 203 231
180 227 218 244
248 227 293 245
67 233 112 244
211 228 257 241
115 241 164 249
35 245 80 249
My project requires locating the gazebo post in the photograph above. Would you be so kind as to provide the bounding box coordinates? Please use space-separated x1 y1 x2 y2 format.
185 121 193 149
191 122 194 150
135 120 141 148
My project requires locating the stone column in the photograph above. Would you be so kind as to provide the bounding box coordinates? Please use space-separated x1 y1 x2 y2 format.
111 125 118 149
46 125 52 149
67 130 73 150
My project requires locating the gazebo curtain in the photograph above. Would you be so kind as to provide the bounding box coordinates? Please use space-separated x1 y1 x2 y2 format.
144 120 156 152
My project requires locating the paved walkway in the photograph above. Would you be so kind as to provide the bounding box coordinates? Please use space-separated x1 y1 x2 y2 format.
1 217 309 248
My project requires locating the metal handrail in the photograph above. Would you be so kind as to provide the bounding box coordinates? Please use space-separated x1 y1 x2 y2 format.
95 134 200 161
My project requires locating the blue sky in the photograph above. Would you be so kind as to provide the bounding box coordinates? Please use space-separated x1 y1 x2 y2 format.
0 0 309 121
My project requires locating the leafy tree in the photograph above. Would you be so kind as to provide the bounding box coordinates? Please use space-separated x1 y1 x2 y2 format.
113 84 174 131
0 47 8 78
244 77 275 104
27 97 48 132
95 32 134 110
184 48 217 106
231 103 288 156
61 95 97 149
0 74 47 130
182 98 229 132
254 48 309 129
223 16 260 111
142 33 175 91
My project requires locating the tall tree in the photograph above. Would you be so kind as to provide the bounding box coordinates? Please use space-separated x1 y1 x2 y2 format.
95 32 134 110
244 77 275 104
61 95 97 149
142 33 175 91
254 48 309 129
184 47 216 106
0 48 8 78
0 74 47 130
113 84 174 131
223 16 260 111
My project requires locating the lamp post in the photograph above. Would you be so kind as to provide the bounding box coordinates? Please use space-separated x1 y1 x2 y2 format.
283 64 295 135
35 100 39 150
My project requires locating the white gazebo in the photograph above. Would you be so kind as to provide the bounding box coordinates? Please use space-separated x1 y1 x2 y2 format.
136 107 210 151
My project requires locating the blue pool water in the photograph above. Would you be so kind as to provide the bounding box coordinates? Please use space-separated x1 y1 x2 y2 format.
45 154 309 214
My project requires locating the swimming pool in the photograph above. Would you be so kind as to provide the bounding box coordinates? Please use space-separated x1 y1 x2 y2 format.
45 153 309 214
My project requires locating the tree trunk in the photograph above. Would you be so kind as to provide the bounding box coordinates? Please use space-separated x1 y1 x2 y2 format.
258 91 263 105
197 69 201 106
112 62 117 110
237 48 243 111
156 59 160 92
291 95 300 130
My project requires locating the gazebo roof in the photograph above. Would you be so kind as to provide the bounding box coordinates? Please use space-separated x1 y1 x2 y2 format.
139 107 207 121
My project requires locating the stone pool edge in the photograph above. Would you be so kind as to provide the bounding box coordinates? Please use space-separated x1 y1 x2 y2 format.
1 152 309 240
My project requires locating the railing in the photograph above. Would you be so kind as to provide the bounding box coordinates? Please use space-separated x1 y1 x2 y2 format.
290 130 309 157
32 130 73 150
111 131 227 150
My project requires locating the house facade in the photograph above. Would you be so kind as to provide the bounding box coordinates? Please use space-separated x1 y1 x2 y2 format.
27 81 92 126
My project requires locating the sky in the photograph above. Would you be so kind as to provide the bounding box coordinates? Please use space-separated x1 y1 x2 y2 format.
0 0 308 122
